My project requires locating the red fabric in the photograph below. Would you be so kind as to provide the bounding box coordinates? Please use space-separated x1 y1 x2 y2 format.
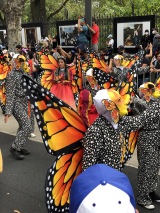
28 59 33 74
92 24 99 44
50 83 76 111
78 89 98 127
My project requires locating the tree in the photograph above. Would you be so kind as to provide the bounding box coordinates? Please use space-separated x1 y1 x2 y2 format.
0 0 26 51
31 0 46 22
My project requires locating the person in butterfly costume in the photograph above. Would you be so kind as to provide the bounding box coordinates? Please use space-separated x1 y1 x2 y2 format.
50 56 77 111
119 81 160 210
82 88 137 171
4 54 32 160
109 53 150 83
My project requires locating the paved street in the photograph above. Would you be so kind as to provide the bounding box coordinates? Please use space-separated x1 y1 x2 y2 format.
0 112 160 213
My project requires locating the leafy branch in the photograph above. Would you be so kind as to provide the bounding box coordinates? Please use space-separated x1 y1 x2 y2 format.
47 0 70 21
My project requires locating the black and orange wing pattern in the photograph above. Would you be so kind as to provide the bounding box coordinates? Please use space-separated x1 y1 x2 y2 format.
92 56 109 73
155 77 160 89
0 61 12 113
118 68 137 99
39 54 59 71
120 130 139 168
22 75 86 212
38 54 59 90
92 68 119 90
116 68 138 167
46 146 83 212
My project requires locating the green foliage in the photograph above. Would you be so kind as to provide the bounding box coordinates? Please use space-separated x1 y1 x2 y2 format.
20 0 160 23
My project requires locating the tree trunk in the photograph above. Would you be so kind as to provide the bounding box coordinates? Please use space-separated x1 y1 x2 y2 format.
31 0 46 23
0 0 25 51
5 13 22 51
30 0 48 36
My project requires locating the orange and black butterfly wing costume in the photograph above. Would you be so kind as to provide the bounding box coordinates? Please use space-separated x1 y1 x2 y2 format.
119 130 139 168
0 60 12 114
155 77 160 89
116 68 138 167
22 75 87 212
45 146 83 212
92 68 119 90
38 54 59 90
92 55 109 73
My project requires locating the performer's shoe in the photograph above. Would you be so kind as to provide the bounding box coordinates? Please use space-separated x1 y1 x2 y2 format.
10 148 24 160
21 149 30 155
29 133 36 138
150 191 160 202
138 203 155 210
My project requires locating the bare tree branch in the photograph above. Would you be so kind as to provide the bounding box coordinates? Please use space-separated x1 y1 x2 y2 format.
47 0 70 21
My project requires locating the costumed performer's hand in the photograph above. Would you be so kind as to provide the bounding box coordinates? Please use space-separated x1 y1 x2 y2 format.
4 115 10 123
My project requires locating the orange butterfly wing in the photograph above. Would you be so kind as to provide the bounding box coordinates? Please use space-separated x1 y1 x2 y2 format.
22 76 86 155
22 76 86 212
38 54 59 90
39 54 59 71
39 70 54 90
155 77 160 89
0 62 12 113
92 57 109 72
46 147 83 212
120 131 138 168
92 68 118 89
115 66 138 168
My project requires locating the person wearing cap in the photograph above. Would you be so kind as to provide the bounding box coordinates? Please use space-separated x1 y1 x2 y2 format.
106 34 114 64
119 82 160 210
106 34 114 50
50 56 77 111
106 34 114 48
70 164 139 213
141 29 151 49
4 54 32 160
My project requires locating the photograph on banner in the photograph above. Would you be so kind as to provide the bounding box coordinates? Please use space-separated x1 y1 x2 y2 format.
59 25 77 48
117 21 149 48
114 15 155 51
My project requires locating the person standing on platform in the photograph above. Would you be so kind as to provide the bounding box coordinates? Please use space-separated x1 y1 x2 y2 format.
87 18 99 53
